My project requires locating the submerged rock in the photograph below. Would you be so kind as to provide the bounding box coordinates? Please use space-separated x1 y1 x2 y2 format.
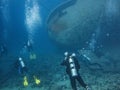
47 0 120 48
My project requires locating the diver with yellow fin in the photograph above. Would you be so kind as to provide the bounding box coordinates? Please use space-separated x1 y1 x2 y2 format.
24 40 36 60
24 40 33 53
15 57 41 87
15 57 29 87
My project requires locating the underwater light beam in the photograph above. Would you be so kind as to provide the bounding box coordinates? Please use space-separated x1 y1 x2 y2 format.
25 0 41 43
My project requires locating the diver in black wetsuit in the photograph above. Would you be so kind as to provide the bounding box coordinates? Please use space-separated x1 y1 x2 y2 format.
22 40 36 60
15 57 28 75
61 52 90 90
24 40 33 53
0 44 8 57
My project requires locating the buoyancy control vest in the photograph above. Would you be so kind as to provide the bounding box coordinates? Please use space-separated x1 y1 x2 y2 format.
68 57 78 77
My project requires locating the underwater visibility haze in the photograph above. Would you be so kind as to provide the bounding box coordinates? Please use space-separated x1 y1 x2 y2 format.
0 0 120 90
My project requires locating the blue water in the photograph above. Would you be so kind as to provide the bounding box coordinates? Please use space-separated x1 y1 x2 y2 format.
0 0 120 55
0 0 65 55
0 0 120 90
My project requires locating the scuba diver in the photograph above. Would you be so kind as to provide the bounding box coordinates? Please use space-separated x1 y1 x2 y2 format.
15 57 40 87
15 57 28 75
23 40 36 60
61 52 90 90
24 40 33 53
0 44 8 57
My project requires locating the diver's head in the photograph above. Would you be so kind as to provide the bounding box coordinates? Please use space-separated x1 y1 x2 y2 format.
64 52 69 56
71 53 76 57
19 57 22 61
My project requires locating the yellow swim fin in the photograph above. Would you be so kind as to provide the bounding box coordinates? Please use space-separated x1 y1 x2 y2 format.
23 76 28 87
33 76 40 85
30 53 36 60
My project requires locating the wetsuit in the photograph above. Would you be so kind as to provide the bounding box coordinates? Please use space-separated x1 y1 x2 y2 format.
61 56 87 90
15 59 27 74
